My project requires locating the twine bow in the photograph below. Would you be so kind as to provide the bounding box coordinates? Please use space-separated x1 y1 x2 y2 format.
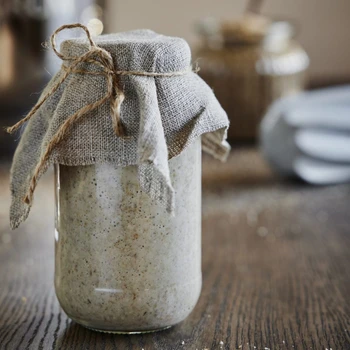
6 23 198 206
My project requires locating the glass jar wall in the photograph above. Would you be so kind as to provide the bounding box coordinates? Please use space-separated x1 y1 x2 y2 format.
54 138 202 333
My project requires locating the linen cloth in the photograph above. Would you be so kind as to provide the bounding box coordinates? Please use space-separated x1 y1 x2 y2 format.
10 30 230 229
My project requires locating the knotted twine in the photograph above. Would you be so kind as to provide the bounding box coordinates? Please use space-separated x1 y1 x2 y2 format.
7 23 197 206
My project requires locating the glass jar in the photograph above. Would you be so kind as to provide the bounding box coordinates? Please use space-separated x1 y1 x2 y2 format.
196 16 309 141
54 138 202 333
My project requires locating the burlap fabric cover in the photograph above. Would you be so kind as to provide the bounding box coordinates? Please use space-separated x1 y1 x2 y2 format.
10 29 230 229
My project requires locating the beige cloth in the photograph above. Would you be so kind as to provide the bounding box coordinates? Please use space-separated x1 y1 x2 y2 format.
10 29 230 229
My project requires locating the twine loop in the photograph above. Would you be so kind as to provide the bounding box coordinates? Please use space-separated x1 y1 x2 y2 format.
6 23 198 206
51 23 97 60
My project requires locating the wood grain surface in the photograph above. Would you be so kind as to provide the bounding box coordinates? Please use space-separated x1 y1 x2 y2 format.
0 149 349 350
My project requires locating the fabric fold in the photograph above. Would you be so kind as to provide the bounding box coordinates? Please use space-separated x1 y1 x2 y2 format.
131 75 174 213
10 71 64 229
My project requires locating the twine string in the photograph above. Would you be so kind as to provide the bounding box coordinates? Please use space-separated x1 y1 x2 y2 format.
6 23 198 205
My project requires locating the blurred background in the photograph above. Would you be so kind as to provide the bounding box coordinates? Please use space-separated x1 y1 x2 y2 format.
1 3 349 347
1 0 350 181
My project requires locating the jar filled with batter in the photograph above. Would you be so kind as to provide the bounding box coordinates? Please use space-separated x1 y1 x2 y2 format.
54 139 202 333
8 24 229 333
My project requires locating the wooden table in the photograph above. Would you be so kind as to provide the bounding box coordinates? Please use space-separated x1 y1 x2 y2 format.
0 149 349 350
